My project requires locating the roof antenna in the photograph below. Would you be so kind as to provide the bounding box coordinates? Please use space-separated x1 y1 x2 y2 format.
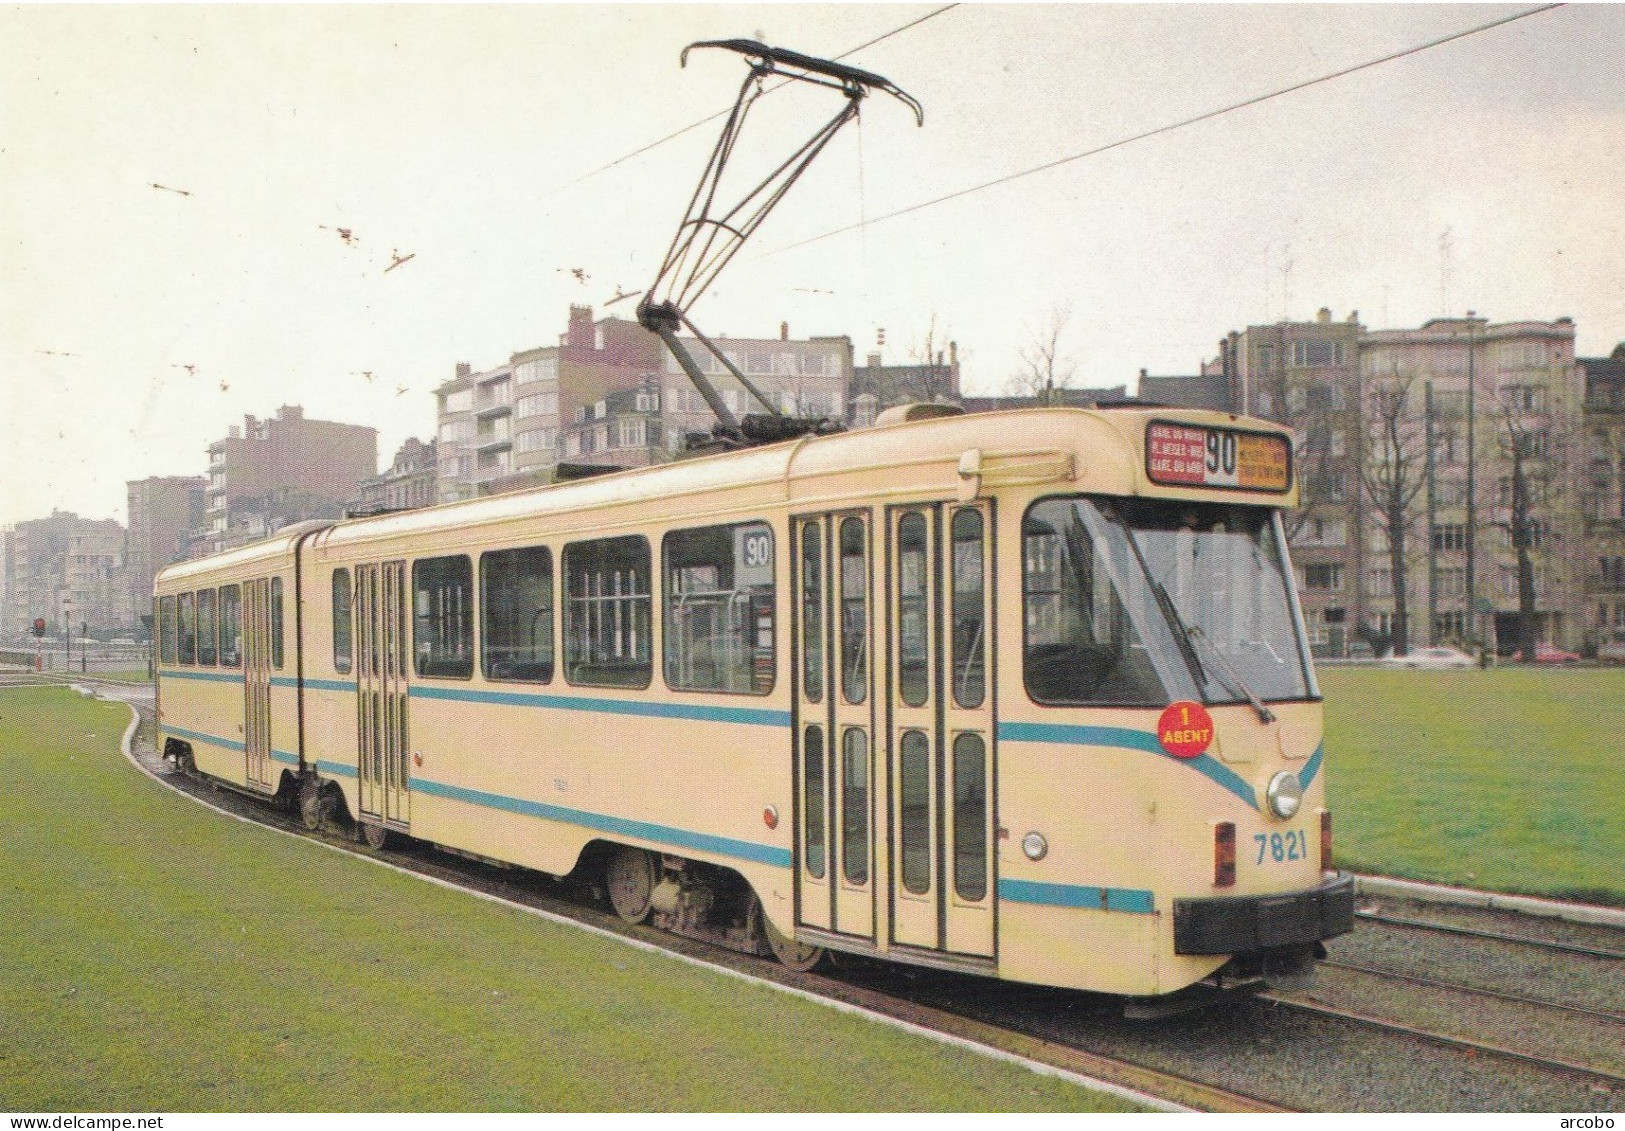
637 39 922 450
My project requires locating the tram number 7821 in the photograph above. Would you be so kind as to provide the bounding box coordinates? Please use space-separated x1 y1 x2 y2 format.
1255 830 1310 865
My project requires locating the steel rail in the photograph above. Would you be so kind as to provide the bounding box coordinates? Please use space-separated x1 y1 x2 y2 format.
1258 992 1625 1090
1321 958 1625 1026
1356 909 1625 961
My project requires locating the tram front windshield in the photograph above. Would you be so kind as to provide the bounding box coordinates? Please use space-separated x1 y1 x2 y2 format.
1022 496 1316 709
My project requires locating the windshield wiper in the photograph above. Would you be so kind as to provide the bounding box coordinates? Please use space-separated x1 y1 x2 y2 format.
1184 621 1277 725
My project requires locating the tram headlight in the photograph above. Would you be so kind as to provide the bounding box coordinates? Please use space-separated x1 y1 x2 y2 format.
1021 832 1048 861
1266 771 1303 820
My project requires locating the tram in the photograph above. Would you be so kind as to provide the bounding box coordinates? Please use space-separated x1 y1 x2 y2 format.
156 402 1354 1000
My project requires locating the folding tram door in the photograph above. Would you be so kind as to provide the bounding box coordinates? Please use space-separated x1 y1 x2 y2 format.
792 512 877 944
791 503 995 961
355 561 411 832
886 501 995 959
242 577 275 792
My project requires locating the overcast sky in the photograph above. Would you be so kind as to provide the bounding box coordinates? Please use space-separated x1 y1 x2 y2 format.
4 3 1622 530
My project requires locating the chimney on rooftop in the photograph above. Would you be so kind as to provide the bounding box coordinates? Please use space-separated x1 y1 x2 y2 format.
455 362 471 380
780 321 789 341
566 305 596 351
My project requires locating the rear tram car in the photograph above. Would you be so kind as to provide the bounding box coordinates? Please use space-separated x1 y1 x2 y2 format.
156 404 1353 1001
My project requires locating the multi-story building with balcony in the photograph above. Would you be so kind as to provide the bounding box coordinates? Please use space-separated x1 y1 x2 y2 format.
3 510 130 639
200 405 377 554
439 306 856 493
1146 311 1593 657
1580 343 1625 654
355 438 438 514
125 476 206 627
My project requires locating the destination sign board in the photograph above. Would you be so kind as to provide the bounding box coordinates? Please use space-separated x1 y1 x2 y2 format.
1146 421 1292 493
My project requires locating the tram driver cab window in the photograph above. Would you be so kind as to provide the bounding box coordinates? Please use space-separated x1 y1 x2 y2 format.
1022 499 1166 706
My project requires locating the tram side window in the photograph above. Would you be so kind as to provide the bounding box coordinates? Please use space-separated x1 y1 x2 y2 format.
196 588 217 666
950 508 987 709
663 522 775 695
1022 499 1163 706
413 555 474 680
482 546 553 683
219 585 241 667
564 536 651 689
158 595 177 666
177 591 196 665
270 577 284 670
332 569 353 674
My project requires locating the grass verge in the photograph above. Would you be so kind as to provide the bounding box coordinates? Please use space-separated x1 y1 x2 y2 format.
1320 667 1625 906
0 686 1140 1112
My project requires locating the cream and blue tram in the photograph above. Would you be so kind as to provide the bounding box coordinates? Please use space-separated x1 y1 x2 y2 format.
155 405 1352 999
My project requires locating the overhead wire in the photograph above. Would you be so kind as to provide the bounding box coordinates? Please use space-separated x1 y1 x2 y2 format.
546 4 959 196
770 3 1565 255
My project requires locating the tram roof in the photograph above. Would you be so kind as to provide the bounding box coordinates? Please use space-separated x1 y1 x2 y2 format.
306 405 1292 554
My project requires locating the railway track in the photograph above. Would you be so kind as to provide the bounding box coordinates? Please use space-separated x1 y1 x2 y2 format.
51 680 1625 1111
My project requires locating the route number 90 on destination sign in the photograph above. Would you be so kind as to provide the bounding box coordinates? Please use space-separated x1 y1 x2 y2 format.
1146 421 1292 493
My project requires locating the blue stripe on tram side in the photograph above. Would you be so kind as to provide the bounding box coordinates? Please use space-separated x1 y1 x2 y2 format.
998 878 1156 914
407 683 792 729
997 720 1260 810
411 777 792 870
162 725 246 754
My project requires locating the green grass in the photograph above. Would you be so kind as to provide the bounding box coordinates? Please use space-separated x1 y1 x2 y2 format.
0 687 1139 1113
1320 667 1625 906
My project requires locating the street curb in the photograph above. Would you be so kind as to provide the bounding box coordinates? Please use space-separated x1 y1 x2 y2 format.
1354 873 1625 929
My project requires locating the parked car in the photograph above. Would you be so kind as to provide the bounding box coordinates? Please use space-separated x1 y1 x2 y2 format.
1533 643 1580 664
1379 646 1475 670
1600 633 1625 665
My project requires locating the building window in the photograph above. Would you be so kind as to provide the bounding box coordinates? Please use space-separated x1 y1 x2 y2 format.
413 556 473 679
663 522 775 695
481 546 553 683
332 569 353 674
515 391 558 419
1433 524 1468 553
617 418 647 449
1292 340 1345 368
565 535 651 688
1304 563 1343 591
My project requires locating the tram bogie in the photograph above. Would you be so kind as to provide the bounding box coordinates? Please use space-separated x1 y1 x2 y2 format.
156 405 1353 1001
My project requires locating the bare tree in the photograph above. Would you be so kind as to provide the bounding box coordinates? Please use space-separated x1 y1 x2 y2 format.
1005 302 1078 402
899 313 959 403
1493 393 1565 662
1361 376 1429 656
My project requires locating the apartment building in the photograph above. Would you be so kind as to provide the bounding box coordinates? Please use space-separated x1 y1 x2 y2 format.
356 437 438 514
201 405 377 554
125 476 206 626
3 510 129 639
1581 344 1625 653
1153 311 1597 656
439 307 855 492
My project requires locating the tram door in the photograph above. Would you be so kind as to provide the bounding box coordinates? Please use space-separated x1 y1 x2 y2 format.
792 512 876 943
242 577 274 791
355 561 410 828
888 502 995 958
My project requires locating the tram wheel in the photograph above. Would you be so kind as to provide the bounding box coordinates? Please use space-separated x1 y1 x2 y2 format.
606 845 656 924
762 911 826 972
360 821 389 850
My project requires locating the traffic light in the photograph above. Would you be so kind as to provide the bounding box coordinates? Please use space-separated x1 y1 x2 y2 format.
32 618 45 638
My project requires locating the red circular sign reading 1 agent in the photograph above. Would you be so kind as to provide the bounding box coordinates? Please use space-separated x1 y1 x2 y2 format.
1157 700 1215 759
